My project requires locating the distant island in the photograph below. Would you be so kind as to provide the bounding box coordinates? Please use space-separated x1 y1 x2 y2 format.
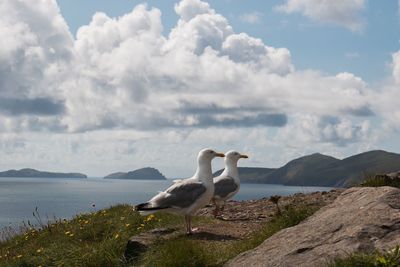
0 168 87 178
214 150 400 187
104 167 167 180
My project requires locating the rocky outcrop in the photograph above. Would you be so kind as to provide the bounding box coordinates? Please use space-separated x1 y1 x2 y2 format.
226 187 400 267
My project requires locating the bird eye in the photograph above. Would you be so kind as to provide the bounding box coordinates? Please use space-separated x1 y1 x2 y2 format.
209 151 213 154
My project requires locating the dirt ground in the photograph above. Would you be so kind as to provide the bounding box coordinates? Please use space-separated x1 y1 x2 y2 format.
193 188 344 239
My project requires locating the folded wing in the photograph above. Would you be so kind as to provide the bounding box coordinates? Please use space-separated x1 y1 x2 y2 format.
214 176 238 198
149 181 207 209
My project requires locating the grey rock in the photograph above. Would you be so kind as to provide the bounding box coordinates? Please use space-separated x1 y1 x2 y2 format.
226 187 400 267
387 171 400 178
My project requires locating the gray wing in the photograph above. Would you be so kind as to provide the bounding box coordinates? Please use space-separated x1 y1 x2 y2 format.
214 177 238 198
160 182 207 208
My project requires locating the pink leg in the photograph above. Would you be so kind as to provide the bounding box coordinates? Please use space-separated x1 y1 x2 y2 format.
212 200 220 218
185 215 199 234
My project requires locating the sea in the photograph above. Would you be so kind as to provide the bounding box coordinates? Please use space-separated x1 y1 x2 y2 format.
0 178 332 230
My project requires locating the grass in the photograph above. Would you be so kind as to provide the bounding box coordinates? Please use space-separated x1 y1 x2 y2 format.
0 205 186 267
138 205 317 267
0 204 316 267
359 174 400 188
328 246 400 267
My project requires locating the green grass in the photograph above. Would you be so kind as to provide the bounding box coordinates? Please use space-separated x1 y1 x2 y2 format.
0 204 316 267
328 246 400 267
359 174 400 188
0 205 185 267
139 205 317 267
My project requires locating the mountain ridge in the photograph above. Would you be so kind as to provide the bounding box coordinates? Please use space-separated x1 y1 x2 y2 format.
214 150 400 187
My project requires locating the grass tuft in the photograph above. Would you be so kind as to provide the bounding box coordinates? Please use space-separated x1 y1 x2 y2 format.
360 174 400 188
328 245 400 267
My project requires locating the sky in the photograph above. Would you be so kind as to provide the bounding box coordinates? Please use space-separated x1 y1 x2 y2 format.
0 0 400 177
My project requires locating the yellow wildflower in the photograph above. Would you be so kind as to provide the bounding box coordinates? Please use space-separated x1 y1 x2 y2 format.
376 256 387 265
125 223 130 227
36 248 43 253
84 220 89 224
17 255 22 258
65 231 71 235
69 233 74 237
140 224 145 227
114 233 120 239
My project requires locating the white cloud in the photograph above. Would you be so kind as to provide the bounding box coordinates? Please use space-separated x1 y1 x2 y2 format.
368 51 400 132
276 0 366 32
392 51 400 85
2 0 371 135
239 12 262 24
0 0 388 176
174 0 213 22
277 114 371 147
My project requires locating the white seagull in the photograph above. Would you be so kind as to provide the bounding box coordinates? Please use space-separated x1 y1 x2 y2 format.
212 150 248 218
135 148 225 234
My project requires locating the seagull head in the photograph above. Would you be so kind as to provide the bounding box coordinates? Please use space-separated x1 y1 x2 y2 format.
225 150 249 164
198 148 225 162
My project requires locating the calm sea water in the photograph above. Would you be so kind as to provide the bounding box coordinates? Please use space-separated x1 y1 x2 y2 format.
0 178 332 229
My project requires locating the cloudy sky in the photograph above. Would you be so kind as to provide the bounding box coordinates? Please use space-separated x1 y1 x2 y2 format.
1 0 400 178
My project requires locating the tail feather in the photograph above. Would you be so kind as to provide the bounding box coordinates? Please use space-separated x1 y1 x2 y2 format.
134 202 170 212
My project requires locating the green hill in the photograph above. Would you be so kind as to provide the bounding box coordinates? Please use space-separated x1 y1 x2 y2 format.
309 150 400 187
214 167 276 183
214 150 400 187
0 168 87 178
104 167 166 180
266 153 340 185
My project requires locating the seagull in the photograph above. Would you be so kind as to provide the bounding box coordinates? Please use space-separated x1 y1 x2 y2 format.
135 148 225 234
212 150 248 218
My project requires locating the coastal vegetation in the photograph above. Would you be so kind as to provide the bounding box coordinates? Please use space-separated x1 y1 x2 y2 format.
0 204 315 266
359 173 400 188
329 246 400 267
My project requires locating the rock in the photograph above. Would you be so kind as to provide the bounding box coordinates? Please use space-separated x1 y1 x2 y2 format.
387 171 400 179
226 187 400 267
124 228 176 262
